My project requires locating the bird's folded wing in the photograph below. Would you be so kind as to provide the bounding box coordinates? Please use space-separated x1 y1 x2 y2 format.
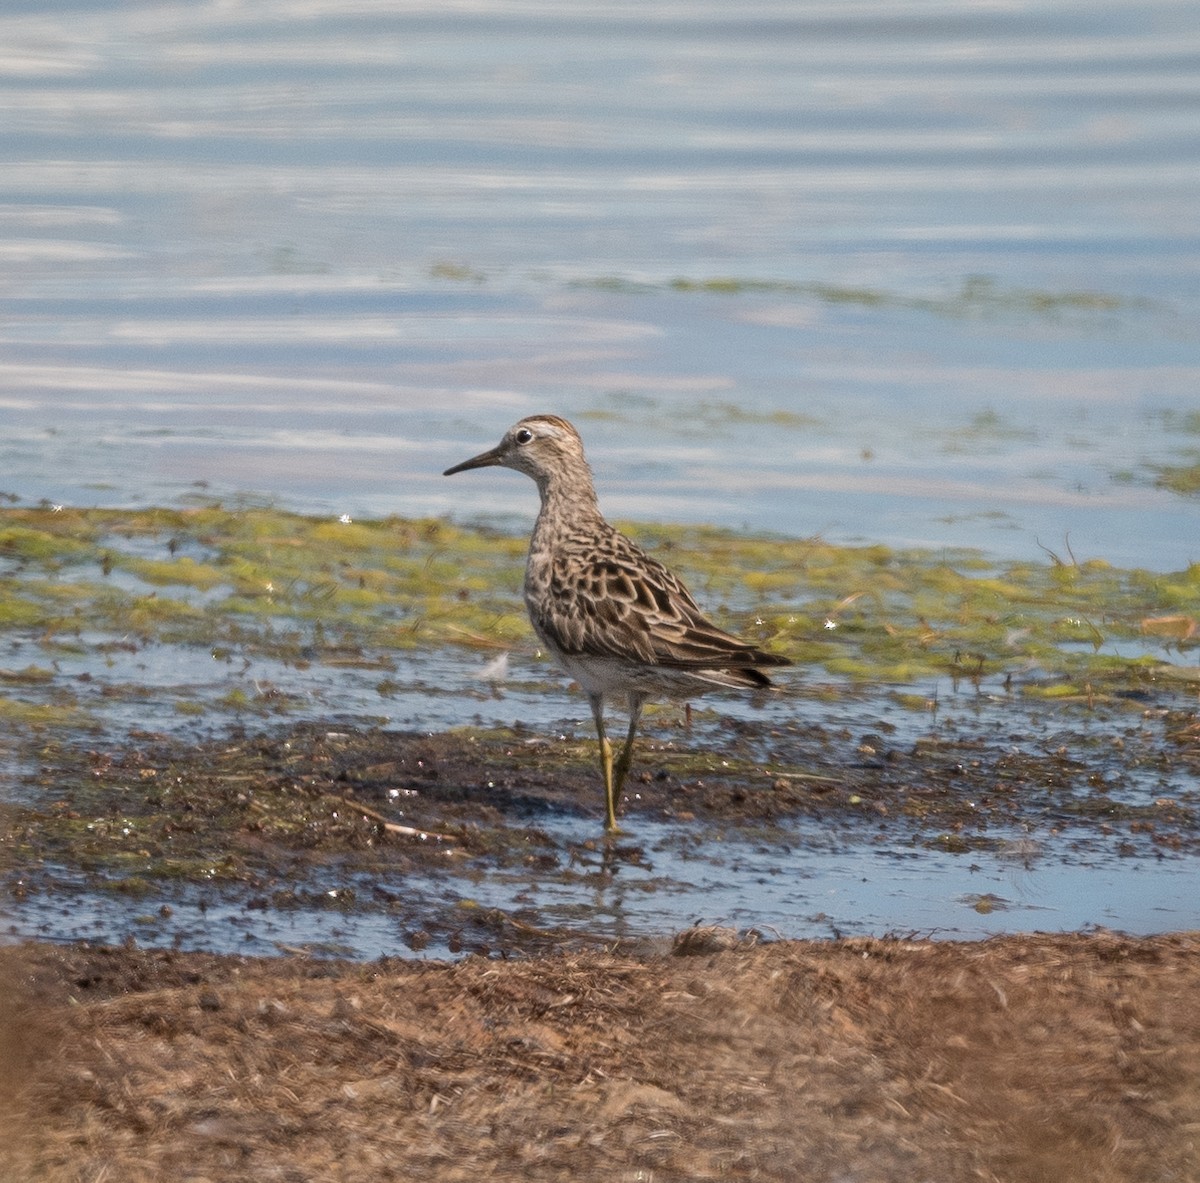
535 540 787 670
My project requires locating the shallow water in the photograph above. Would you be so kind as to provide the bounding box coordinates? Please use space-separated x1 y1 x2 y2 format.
7 668 1200 959
2 0 1198 567
14 803 1200 961
3 0 1200 954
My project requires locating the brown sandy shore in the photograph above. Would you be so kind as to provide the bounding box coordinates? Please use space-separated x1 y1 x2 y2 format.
2 931 1199 1182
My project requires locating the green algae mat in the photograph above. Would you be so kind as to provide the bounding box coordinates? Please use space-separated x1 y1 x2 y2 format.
2 502 1197 724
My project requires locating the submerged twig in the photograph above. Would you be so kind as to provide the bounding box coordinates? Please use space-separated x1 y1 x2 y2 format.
321 792 457 842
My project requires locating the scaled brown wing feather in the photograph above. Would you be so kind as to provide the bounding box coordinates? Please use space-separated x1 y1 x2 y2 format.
535 527 786 672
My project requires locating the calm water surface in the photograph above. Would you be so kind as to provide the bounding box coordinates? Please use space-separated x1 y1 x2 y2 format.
2 0 1198 566
3 1 1200 952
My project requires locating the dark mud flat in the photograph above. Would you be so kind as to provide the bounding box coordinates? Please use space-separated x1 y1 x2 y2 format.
6 703 1200 956
3 930 1200 1182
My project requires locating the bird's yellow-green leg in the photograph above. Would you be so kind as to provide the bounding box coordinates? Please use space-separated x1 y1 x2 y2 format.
590 696 621 832
611 696 644 810
600 734 619 832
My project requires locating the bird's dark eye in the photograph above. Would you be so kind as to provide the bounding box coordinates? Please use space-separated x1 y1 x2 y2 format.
514 427 534 445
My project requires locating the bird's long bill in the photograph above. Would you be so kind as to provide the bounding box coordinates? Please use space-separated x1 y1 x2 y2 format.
443 444 504 476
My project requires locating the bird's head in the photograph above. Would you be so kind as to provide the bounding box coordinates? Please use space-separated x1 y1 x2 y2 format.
443 415 589 486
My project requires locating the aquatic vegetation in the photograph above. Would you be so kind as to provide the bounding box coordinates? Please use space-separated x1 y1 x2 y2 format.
435 259 1155 328
1125 411 1200 498
1149 454 1200 497
942 408 1038 453
573 272 1151 324
614 400 822 433
429 259 487 284
117 555 228 590
0 503 1195 735
0 693 94 728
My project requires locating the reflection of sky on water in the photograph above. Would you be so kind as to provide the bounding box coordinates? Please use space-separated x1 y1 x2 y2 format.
12 818 1200 961
1 0 1197 570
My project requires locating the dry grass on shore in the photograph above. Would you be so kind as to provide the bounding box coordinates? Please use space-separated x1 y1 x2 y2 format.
3 931 1199 1182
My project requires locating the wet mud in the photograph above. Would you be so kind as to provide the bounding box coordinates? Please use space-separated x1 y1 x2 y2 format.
6 702 1199 957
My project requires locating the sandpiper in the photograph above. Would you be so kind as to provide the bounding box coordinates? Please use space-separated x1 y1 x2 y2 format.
444 414 789 832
